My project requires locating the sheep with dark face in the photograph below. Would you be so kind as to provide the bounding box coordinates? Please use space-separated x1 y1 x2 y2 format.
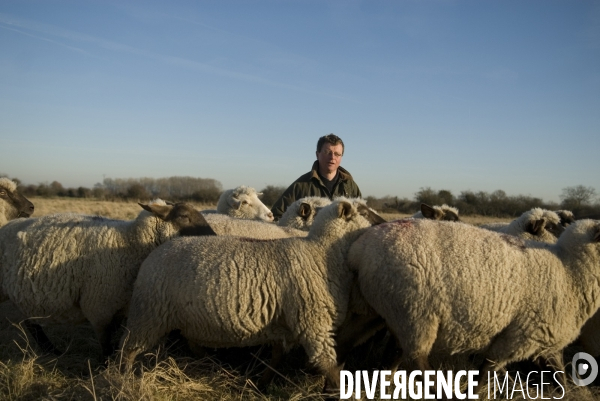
545 210 576 237
0 200 216 358
412 203 460 221
479 207 560 244
0 178 34 227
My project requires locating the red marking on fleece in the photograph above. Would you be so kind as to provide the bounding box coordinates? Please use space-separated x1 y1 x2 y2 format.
376 218 415 231
237 237 277 242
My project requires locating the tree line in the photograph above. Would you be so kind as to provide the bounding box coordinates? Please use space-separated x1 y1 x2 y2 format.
365 185 600 219
5 176 223 204
2 174 599 219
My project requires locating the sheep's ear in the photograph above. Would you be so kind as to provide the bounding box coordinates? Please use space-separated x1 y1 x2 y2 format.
256 192 264 198
526 219 545 235
358 204 387 225
445 211 460 222
165 200 176 206
230 197 242 210
139 203 173 220
337 201 354 220
420 203 436 219
298 202 312 218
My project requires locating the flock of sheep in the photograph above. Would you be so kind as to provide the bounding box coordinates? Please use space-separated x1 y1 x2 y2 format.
1 177 599 398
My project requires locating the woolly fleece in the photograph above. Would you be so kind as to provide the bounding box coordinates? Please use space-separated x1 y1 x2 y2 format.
348 218 600 373
120 198 385 388
277 196 332 231
203 213 306 239
0 201 214 355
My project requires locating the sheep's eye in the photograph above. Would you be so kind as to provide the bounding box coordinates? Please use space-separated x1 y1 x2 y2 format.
242 200 249 205
0 190 5 197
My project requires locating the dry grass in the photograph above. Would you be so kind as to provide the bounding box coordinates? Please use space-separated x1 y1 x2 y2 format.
0 299 323 400
1 315 598 400
2 198 596 400
378 211 511 226
29 197 218 220
29 197 510 225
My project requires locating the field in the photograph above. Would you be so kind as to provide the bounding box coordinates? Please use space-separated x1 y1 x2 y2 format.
0 198 598 400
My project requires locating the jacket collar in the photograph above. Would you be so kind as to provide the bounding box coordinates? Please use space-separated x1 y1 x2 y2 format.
310 160 352 183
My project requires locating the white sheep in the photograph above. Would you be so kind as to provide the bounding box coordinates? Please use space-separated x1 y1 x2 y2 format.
347 218 600 393
0 177 34 227
202 213 306 239
203 185 274 222
119 198 386 393
479 207 561 243
276 196 332 231
412 203 460 221
0 200 216 357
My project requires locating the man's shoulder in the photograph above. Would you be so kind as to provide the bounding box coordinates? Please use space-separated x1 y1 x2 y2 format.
291 170 316 184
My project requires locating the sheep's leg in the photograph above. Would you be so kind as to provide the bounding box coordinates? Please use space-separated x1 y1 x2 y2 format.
88 312 126 361
292 311 340 397
380 332 403 372
187 338 208 358
389 313 438 372
96 314 125 360
256 342 284 391
23 320 61 355
335 313 386 366
388 317 442 398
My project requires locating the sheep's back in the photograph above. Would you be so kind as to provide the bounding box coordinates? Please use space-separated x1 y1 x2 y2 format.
203 213 306 239
130 235 334 347
0 214 138 323
350 219 568 354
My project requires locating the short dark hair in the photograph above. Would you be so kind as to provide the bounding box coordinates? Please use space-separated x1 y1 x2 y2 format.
316 134 344 154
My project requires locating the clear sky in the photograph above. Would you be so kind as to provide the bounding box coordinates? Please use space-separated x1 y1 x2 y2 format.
1 0 598 203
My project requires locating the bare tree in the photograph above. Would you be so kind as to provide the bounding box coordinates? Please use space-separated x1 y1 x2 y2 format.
259 185 286 208
560 185 597 209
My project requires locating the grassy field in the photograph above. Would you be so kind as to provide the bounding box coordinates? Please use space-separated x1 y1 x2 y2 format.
27 196 509 225
1 198 598 400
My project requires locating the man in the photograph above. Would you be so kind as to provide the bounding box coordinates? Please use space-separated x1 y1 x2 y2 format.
271 134 362 220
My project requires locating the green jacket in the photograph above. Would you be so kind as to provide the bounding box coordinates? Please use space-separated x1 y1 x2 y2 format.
271 161 362 220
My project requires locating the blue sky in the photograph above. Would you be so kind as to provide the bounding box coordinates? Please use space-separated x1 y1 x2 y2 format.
1 0 598 203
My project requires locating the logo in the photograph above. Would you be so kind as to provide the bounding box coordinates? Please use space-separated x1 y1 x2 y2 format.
571 352 598 386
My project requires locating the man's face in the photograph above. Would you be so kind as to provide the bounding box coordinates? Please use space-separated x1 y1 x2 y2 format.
316 143 344 175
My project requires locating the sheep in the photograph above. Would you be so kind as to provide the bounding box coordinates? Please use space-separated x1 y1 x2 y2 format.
347 218 600 394
276 196 332 231
202 213 307 239
0 200 216 357
203 185 274 222
119 198 386 393
555 209 575 226
0 177 34 227
412 203 460 221
479 207 561 243
546 209 576 237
